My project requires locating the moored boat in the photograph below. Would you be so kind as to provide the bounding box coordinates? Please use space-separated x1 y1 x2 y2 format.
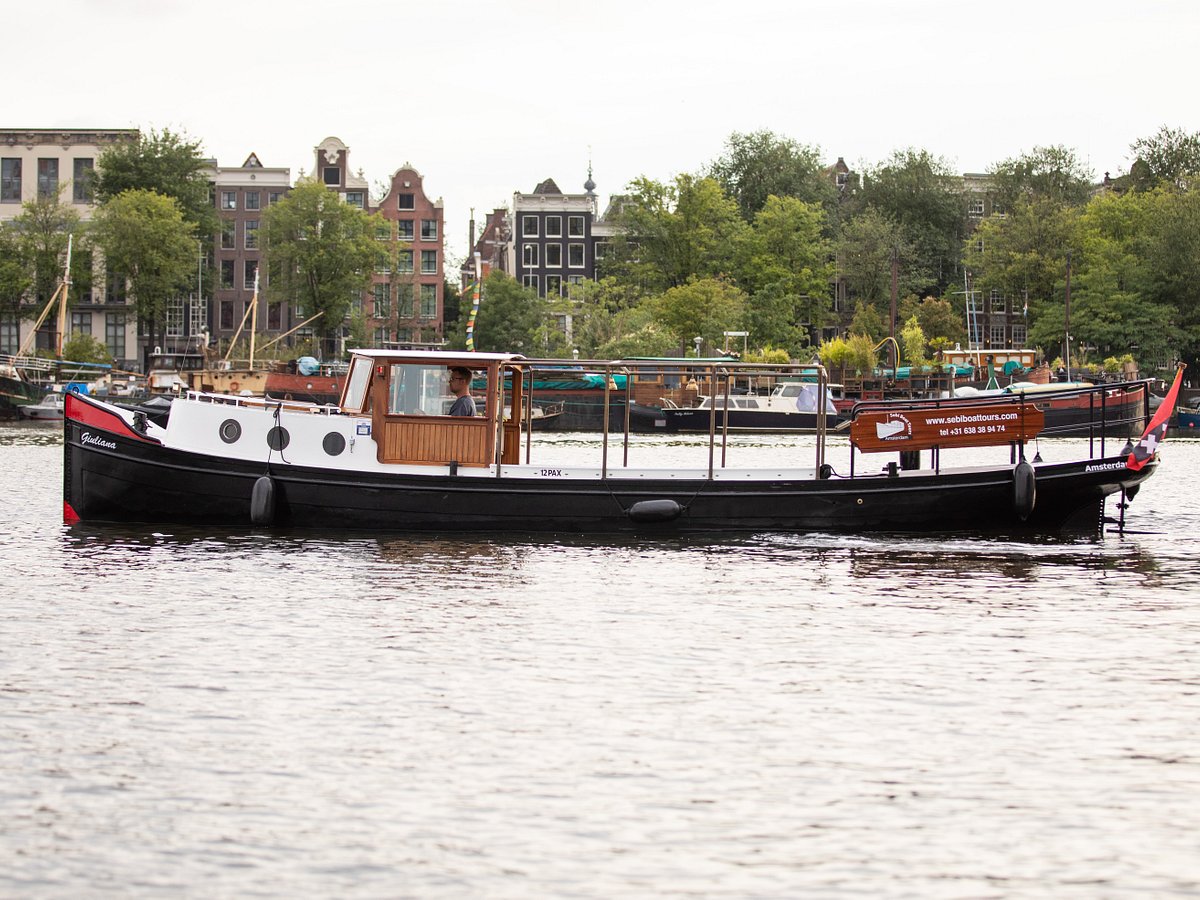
20 392 65 421
61 351 1184 537
660 381 845 433
1177 399 1200 431
955 380 1148 437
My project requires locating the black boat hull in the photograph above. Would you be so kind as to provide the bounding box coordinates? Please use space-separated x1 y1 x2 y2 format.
63 401 1153 536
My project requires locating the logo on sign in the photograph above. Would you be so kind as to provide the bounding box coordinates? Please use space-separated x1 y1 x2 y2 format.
875 414 911 441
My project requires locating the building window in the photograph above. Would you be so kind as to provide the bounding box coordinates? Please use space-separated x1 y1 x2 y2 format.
545 244 562 267
420 219 437 240
373 282 390 317
397 251 413 273
1011 324 1027 346
268 191 283 205
522 274 538 292
969 198 985 217
220 259 235 289
375 222 392 241
244 260 257 289
545 274 562 296
73 158 95 203
397 283 414 318
164 297 184 337
244 220 259 250
345 191 364 208
105 313 126 359
106 270 127 304
0 315 19 353
420 250 437 274
323 167 340 186
1 159 21 202
420 283 437 319
568 216 585 237
990 291 1005 314
397 219 414 241
522 244 539 267
267 303 281 330
221 219 236 249
545 216 562 237
71 311 92 335
522 215 539 237
221 191 237 210
245 191 260 211
990 324 1007 346
220 301 234 330
568 243 585 268
398 193 414 210
37 158 59 198
595 242 609 261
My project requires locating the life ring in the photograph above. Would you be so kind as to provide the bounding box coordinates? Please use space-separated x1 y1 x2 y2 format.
229 381 240 392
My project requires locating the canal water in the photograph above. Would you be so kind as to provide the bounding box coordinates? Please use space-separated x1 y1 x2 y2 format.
3 421 1199 898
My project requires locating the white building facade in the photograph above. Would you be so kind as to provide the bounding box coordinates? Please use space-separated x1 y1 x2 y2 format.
0 128 140 364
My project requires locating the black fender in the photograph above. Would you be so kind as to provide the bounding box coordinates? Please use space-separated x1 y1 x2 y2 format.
251 475 276 525
1013 459 1036 521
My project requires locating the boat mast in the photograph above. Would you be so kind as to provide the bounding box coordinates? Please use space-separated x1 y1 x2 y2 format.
56 235 73 358
249 266 259 370
17 234 73 358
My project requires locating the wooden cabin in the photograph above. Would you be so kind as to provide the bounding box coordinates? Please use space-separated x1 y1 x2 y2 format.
338 350 527 467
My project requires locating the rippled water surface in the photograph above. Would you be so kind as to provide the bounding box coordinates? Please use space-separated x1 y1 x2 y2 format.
3 421 1199 897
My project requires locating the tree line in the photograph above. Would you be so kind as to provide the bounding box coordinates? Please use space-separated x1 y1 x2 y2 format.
467 126 1200 377
3 126 1198 376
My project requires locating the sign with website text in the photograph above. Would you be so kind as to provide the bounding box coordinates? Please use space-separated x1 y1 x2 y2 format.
850 403 1045 453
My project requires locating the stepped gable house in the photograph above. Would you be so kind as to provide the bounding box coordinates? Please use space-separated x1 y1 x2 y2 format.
368 161 445 347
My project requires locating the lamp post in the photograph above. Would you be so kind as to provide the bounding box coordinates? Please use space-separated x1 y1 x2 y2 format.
693 336 703 357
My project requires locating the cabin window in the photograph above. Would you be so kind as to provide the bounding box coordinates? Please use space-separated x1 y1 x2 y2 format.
343 357 374 412
387 363 467 417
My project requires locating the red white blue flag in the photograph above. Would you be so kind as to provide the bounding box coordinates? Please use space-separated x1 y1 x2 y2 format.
1127 365 1186 472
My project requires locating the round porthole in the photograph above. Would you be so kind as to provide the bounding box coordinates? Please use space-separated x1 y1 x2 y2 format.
266 426 290 451
322 432 346 456
219 419 242 444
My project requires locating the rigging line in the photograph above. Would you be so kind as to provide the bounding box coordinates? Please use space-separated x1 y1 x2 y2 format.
264 400 290 471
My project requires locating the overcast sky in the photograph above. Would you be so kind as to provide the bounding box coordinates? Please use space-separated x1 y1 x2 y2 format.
11 0 1196 261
